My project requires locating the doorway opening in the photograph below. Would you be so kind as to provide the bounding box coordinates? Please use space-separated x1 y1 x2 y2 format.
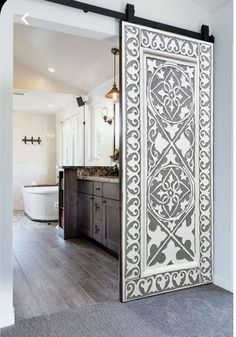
13 21 121 321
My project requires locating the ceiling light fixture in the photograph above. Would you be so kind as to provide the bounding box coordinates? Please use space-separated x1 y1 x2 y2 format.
48 67 55 73
48 104 54 109
105 48 119 100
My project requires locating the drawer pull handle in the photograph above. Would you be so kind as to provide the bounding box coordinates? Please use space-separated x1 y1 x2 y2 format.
96 188 101 191
102 200 107 204
95 225 100 233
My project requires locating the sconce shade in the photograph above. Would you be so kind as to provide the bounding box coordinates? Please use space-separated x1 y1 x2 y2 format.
105 84 120 100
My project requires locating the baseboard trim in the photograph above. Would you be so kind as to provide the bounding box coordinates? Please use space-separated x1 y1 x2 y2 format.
0 309 15 329
214 275 233 293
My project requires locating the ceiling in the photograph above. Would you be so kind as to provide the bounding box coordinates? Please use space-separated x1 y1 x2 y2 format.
14 24 118 94
13 91 75 114
13 0 230 96
192 0 230 12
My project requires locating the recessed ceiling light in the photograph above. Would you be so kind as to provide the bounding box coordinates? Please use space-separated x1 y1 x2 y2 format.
48 67 55 73
48 104 54 108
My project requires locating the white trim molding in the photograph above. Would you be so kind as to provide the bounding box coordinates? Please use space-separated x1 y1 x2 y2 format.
0 308 15 329
214 275 233 293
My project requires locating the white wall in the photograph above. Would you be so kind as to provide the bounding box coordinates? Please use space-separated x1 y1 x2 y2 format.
211 1 233 292
0 0 232 328
13 113 57 210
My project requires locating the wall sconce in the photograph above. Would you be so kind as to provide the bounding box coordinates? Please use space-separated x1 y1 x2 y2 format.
102 107 113 125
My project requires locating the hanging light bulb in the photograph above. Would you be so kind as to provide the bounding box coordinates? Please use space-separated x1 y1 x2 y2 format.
105 48 120 100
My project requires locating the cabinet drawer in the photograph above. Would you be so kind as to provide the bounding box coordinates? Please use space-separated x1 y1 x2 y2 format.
93 182 102 196
102 182 120 200
78 180 93 194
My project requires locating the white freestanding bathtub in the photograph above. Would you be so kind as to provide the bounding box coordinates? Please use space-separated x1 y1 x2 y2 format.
22 186 59 222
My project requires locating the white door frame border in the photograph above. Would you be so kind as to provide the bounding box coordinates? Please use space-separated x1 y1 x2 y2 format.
0 0 118 328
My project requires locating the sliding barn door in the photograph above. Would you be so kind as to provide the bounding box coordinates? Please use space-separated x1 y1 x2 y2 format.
121 22 213 301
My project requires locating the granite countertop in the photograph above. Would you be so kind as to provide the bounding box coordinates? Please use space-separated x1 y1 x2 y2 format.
77 176 119 183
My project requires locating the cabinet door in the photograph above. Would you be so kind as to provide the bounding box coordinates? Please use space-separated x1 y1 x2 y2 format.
103 182 120 201
77 193 93 237
102 199 120 253
93 196 103 243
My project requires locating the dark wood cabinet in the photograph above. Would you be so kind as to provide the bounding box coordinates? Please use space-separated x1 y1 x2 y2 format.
77 179 120 254
58 169 120 255
102 198 120 253
103 182 119 200
78 193 93 237
58 168 78 239
78 180 93 194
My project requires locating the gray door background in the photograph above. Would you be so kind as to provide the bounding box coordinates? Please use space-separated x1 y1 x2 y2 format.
121 22 213 302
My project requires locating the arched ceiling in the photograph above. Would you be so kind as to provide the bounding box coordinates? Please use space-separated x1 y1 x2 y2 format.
14 0 230 95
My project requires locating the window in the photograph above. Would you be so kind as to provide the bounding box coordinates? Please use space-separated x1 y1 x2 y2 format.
61 115 81 166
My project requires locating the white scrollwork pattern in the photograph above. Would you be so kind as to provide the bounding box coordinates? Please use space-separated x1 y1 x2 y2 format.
199 43 213 282
124 25 141 280
141 29 198 58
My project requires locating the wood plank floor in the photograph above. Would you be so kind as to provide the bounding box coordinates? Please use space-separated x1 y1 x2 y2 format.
13 212 119 321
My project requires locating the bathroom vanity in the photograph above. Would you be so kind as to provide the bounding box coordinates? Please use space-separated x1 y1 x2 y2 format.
78 177 120 253
58 167 120 255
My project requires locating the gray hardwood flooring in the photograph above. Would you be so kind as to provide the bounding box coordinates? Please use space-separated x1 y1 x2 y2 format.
13 212 119 321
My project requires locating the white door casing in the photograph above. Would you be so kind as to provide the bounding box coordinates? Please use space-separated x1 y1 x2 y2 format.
121 22 213 301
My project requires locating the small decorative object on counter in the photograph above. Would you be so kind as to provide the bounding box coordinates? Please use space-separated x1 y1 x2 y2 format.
109 164 119 177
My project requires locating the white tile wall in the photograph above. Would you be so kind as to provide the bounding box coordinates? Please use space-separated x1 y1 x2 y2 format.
13 113 57 210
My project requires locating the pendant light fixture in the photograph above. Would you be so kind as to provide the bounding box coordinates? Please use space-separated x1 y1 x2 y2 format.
105 48 119 100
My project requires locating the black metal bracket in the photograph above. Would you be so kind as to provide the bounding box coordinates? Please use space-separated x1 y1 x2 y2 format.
45 0 214 43
45 0 126 20
0 1 7 13
125 4 135 23
22 136 42 145
201 25 214 43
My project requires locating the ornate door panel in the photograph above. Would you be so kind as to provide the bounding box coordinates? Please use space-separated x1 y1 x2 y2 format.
121 22 213 301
